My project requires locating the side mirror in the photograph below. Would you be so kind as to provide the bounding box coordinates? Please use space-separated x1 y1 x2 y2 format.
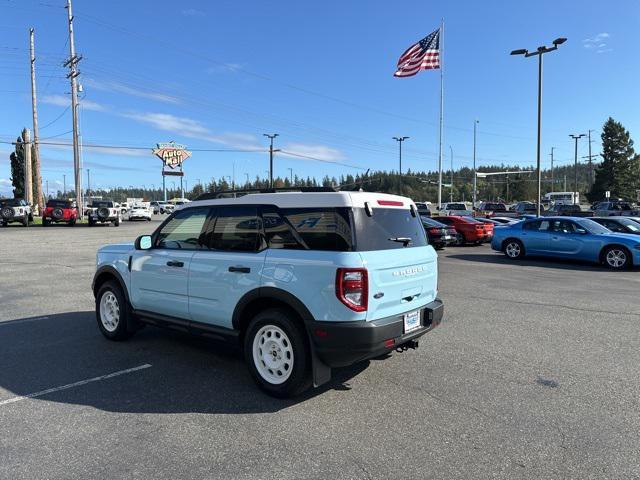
575 229 588 235
135 235 152 250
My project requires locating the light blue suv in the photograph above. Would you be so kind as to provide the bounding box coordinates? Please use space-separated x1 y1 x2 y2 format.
92 189 443 397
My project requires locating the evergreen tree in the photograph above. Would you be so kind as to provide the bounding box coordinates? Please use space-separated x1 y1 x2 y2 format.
9 135 25 198
589 117 640 201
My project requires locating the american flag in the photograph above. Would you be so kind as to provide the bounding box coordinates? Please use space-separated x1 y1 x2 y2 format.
394 29 440 77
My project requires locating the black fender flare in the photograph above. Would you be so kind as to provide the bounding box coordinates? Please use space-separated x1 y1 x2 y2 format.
92 265 131 304
232 287 331 387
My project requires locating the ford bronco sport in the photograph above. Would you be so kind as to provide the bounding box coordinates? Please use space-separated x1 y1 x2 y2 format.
0 198 33 227
92 189 443 397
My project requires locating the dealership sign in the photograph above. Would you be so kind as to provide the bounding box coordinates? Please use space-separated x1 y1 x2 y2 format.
153 142 192 169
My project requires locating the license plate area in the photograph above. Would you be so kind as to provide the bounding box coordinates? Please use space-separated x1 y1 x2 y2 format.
403 309 421 334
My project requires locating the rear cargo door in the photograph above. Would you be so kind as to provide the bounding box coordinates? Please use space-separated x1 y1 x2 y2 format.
352 207 438 321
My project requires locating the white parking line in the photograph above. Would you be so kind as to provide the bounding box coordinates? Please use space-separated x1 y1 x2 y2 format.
0 364 152 407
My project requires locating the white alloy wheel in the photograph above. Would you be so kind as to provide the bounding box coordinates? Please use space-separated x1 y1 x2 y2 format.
505 241 521 258
606 249 627 268
252 325 294 385
99 290 120 332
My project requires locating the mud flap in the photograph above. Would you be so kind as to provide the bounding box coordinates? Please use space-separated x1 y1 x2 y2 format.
311 343 331 387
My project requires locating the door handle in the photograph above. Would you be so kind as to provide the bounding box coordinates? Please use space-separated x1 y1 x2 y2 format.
229 266 250 273
166 260 184 267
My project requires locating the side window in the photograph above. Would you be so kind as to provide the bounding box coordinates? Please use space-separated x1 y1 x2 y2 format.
523 220 540 231
280 208 353 251
607 221 623 232
210 206 261 252
262 208 304 250
156 207 210 250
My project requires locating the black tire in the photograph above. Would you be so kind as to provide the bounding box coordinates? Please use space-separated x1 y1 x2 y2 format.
601 246 631 270
114 216 121 227
22 215 28 227
455 232 465 246
95 280 135 341
43 218 50 227
88 217 95 227
68 219 76 226
503 239 525 260
244 308 312 398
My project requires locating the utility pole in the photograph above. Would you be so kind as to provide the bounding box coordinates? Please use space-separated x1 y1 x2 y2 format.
570 133 586 204
449 145 454 202
511 37 567 217
64 0 82 217
287 168 293 185
29 28 43 214
392 136 409 194
23 128 33 205
473 119 479 209
549 147 555 192
564 175 567 192
86 168 90 199
63 174 66 196
587 129 595 187
263 133 279 188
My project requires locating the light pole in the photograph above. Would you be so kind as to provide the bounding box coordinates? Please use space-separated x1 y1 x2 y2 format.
549 147 555 192
472 120 479 209
263 133 279 188
511 37 567 217
244 173 250 186
393 136 409 194
449 145 454 202
570 133 585 203
287 168 293 185
63 174 66 196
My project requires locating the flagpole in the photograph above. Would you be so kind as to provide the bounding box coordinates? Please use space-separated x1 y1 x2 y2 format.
437 18 444 210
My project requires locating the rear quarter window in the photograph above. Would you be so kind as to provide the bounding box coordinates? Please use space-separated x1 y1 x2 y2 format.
280 208 353 251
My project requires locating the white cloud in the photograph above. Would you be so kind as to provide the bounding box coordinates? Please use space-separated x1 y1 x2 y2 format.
84 78 181 105
123 112 210 138
42 94 105 111
206 63 245 74
0 178 12 187
281 143 345 162
583 33 611 52
181 8 205 16
44 142 149 158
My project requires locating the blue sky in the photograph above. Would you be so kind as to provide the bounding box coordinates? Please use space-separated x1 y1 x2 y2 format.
1 0 639 196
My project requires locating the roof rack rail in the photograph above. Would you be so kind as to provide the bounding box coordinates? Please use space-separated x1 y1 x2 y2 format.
195 186 337 201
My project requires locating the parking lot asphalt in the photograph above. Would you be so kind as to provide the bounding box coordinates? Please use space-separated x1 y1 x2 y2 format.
1 219 640 479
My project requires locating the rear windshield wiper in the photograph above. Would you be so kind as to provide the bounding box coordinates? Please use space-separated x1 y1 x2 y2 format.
389 237 412 247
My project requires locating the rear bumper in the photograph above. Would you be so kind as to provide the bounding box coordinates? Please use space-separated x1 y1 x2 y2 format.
311 299 443 367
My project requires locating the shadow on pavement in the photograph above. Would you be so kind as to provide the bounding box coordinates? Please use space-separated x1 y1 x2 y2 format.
446 252 624 272
0 311 368 414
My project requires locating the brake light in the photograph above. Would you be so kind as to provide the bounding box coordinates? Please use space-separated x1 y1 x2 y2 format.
377 200 404 207
428 228 440 234
335 268 368 312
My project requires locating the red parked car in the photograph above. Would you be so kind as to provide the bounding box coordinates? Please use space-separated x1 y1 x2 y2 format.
42 199 78 226
432 215 493 245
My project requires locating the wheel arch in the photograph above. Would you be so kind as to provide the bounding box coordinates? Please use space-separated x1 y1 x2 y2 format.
92 265 130 304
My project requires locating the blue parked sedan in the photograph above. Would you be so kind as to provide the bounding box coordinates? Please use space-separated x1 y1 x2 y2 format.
491 216 640 269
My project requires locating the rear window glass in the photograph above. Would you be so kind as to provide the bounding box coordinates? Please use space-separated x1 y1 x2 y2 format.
2 199 23 206
353 208 427 251
91 201 113 208
47 200 72 208
281 208 353 251
446 203 466 210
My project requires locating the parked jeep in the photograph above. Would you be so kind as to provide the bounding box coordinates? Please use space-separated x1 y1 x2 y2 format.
42 199 78 226
92 189 443 398
87 200 121 226
0 198 33 227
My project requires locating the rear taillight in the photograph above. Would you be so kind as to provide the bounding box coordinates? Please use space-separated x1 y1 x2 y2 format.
336 268 368 312
429 228 440 234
